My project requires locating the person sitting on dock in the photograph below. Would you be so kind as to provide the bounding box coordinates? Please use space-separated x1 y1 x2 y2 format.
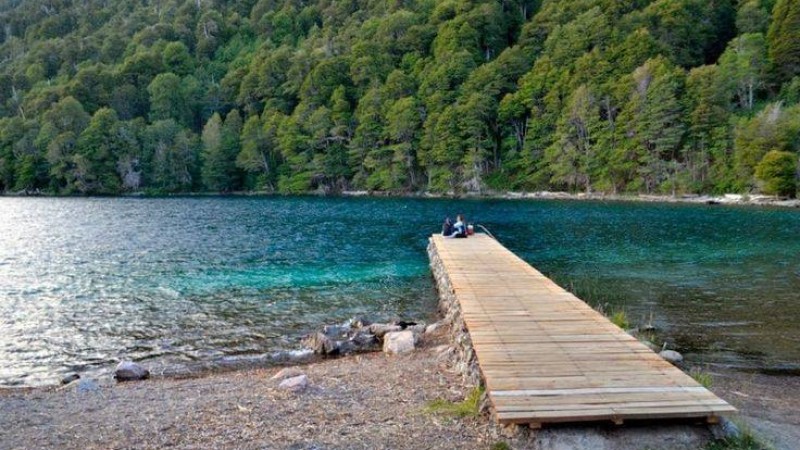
444 214 468 238
442 217 454 236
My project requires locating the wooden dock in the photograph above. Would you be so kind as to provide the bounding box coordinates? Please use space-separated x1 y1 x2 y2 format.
429 234 735 427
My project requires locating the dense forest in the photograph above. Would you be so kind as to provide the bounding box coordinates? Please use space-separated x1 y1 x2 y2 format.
0 0 799 196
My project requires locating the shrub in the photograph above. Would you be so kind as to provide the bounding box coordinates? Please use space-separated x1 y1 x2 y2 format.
425 386 484 418
755 150 798 197
610 310 630 329
689 367 713 388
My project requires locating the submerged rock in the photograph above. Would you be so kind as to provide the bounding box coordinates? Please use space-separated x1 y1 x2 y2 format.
659 349 684 364
383 330 415 354
278 374 309 392
114 361 150 381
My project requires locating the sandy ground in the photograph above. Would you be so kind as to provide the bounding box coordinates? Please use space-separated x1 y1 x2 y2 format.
0 329 794 450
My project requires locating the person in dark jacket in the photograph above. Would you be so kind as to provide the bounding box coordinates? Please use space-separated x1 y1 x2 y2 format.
441 217 454 236
444 214 467 238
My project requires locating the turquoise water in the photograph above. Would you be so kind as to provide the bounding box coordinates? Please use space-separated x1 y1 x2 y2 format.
0 197 798 386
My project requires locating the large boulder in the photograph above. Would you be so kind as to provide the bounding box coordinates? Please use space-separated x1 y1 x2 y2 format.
278 374 309 392
114 361 149 381
383 330 416 354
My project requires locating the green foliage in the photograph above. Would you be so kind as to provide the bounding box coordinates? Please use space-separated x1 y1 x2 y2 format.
610 310 630 330
755 150 798 197
490 442 512 450
424 386 484 418
0 0 798 197
734 103 800 189
705 423 771 450
768 0 800 83
689 367 714 388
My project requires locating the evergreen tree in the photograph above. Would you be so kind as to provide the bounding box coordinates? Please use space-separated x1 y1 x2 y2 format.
74 108 122 194
200 113 228 191
719 34 767 111
768 0 800 82
0 0 798 197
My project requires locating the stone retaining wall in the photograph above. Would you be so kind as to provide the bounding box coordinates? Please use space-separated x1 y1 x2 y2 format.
427 238 482 387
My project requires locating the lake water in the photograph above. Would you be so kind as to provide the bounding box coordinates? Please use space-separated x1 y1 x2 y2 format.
1 196 798 386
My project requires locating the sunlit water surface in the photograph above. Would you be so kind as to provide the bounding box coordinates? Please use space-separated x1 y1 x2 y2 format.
0 197 798 386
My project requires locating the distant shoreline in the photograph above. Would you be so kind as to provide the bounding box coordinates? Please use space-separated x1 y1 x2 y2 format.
343 189 800 208
3 189 800 209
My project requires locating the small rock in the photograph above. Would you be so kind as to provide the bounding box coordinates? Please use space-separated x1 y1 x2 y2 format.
710 417 741 440
350 331 380 351
61 373 80 385
278 374 309 392
271 367 304 381
369 324 402 338
114 361 150 381
383 330 415 354
322 324 350 338
302 332 338 355
425 322 441 334
334 340 357 355
659 349 684 363
349 316 373 328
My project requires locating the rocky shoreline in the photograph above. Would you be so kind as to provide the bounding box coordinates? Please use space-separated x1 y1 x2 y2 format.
343 189 800 208
5 189 800 209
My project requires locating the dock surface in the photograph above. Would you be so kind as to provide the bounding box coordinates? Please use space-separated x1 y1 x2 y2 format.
430 234 735 426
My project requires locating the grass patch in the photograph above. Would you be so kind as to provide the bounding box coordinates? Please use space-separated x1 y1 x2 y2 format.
690 367 713 388
490 442 511 450
425 386 484 418
706 426 771 450
609 310 630 329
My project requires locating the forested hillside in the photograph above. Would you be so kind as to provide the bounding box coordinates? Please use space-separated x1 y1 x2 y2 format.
1 0 799 196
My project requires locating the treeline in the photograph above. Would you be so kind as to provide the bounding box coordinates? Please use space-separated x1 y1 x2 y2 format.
0 0 799 196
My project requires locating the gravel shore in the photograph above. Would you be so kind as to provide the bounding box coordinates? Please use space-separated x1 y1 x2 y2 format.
0 330 492 450
1 327 796 450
